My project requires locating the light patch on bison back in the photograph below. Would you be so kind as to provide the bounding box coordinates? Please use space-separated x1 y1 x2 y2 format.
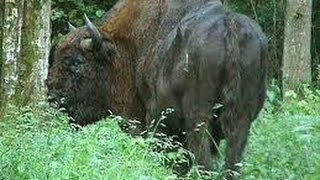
183 52 189 73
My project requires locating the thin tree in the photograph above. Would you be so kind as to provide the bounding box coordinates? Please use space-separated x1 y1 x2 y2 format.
282 0 312 93
0 0 4 113
0 0 51 111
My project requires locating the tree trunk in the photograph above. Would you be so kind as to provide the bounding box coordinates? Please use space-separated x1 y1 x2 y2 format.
0 0 4 112
312 0 320 85
0 0 51 110
282 0 312 93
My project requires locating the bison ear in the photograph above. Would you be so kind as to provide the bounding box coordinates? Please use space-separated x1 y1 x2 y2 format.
176 27 183 42
80 39 93 51
80 38 116 64
171 26 183 50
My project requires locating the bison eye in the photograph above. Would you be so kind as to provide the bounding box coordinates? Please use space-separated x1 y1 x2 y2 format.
69 56 85 74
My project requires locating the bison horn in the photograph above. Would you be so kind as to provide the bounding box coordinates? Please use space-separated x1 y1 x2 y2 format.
84 13 102 49
68 22 76 32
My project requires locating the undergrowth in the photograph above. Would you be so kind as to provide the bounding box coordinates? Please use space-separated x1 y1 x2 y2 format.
0 85 320 179
0 104 174 180
241 84 320 179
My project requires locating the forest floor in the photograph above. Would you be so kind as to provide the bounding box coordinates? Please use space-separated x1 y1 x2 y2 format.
0 85 319 180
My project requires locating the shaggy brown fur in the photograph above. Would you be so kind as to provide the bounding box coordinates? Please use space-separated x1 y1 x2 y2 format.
47 0 267 178
137 2 268 177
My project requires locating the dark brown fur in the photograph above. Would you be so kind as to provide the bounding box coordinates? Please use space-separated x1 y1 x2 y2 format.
47 0 267 178
137 2 268 177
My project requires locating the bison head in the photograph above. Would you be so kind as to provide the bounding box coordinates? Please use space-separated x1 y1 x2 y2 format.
47 15 116 126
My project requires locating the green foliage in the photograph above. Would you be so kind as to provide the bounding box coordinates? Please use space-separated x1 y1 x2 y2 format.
1 86 320 179
52 0 105 25
242 86 320 179
50 0 118 65
51 0 117 38
0 103 173 179
283 84 320 115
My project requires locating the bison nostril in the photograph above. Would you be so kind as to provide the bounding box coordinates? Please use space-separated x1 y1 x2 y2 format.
47 94 56 103
47 91 67 107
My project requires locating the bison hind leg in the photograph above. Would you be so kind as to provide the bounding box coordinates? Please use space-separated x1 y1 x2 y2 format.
217 106 252 180
182 112 214 172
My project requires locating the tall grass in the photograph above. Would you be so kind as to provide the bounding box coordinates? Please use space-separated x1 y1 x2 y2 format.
0 86 320 179
0 104 173 180
242 87 320 179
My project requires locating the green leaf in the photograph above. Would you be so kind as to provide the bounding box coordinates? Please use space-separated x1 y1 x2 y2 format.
95 10 105 18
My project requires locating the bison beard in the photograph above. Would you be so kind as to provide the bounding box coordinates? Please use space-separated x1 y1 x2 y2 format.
47 0 268 179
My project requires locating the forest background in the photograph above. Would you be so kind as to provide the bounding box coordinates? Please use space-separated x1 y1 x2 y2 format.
51 0 320 86
0 0 319 179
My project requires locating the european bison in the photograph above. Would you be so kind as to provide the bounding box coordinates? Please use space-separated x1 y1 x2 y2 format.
47 0 267 178
137 1 268 177
47 14 144 127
